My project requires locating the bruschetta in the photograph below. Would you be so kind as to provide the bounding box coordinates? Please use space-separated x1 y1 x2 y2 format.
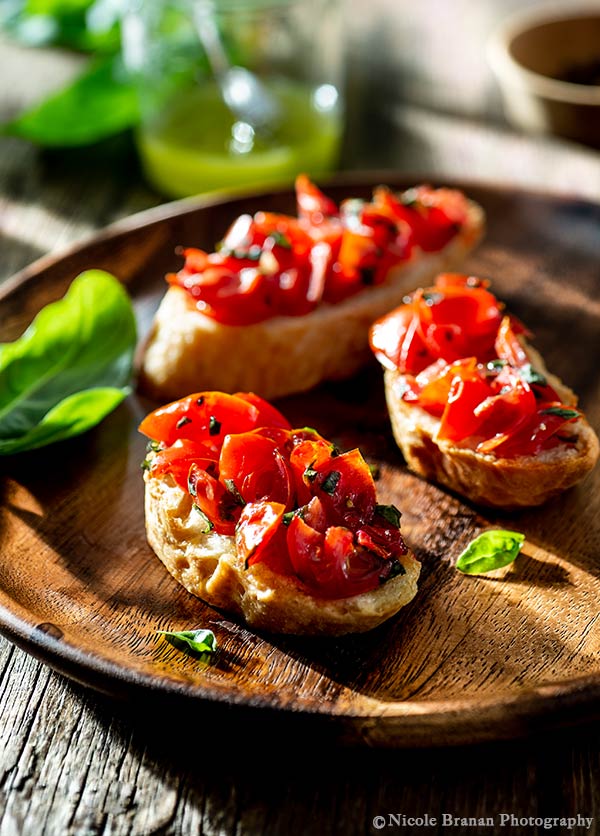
370 273 599 508
139 391 420 635
138 177 484 402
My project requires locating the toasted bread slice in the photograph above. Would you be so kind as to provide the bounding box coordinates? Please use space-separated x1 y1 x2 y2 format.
383 342 599 509
144 472 421 636
138 199 484 402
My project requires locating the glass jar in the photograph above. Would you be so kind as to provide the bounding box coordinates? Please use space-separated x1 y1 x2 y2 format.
122 0 345 198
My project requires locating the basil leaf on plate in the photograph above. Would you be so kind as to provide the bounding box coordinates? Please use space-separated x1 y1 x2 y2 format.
456 530 525 575
158 629 218 658
4 54 138 146
0 387 128 454
0 268 136 454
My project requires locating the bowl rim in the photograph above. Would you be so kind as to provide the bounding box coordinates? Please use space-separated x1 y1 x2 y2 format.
487 2 600 105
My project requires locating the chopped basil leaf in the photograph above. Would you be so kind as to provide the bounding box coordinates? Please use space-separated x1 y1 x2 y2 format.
456 530 525 575
224 479 245 506
540 406 580 419
158 628 217 658
176 416 191 429
146 439 161 452
140 458 151 471
283 508 304 526
209 415 221 435
520 364 547 386
191 504 214 533
304 463 318 482
269 231 292 249
375 504 402 528
384 560 406 582
321 470 341 495
486 359 506 372
330 443 341 457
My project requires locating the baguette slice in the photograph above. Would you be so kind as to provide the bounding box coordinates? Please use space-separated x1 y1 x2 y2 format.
383 338 599 510
139 199 484 402
144 472 420 636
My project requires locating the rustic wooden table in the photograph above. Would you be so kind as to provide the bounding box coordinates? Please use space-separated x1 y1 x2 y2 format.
1 3 600 831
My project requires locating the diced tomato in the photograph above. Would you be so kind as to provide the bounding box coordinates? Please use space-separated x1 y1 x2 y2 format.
188 463 239 535
370 305 429 373
371 186 466 252
473 380 537 453
437 370 494 443
219 432 294 508
149 438 218 490
233 392 291 430
250 523 295 575
495 315 529 367
138 392 260 448
236 501 285 567
286 517 388 599
488 404 581 458
356 520 407 560
289 437 337 499
370 279 501 375
415 358 478 417
312 448 377 528
295 174 339 224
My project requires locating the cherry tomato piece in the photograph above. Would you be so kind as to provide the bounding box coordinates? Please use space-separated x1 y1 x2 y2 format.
139 392 261 448
219 433 294 508
313 448 377 528
237 501 285 567
295 174 339 224
233 392 292 429
188 463 239 536
150 439 218 490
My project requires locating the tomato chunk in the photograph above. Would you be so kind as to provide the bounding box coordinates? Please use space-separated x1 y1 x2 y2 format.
219 432 294 508
139 392 260 447
237 501 285 567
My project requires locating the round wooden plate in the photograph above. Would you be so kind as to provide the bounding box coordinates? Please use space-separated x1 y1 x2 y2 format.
1 176 599 748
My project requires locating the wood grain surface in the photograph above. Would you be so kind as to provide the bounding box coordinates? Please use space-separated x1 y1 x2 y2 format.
1 179 599 752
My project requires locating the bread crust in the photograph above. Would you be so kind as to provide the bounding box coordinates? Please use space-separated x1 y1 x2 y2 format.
383 343 600 509
138 201 484 401
144 471 421 636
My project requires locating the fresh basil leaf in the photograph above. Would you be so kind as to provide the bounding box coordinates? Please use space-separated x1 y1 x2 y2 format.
0 269 135 454
0 387 128 454
520 364 547 387
4 55 138 146
456 530 525 575
540 406 580 419
158 629 217 658
375 504 402 528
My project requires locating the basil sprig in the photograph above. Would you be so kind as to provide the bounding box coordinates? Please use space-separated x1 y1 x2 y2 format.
456 530 525 575
0 270 135 454
158 629 217 658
